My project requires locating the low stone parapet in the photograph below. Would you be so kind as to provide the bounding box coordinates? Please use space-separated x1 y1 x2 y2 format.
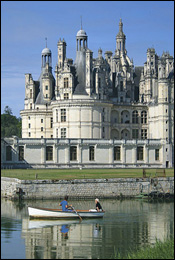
1 177 174 200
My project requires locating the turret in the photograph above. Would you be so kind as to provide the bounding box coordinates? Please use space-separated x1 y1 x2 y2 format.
116 19 126 53
57 38 67 69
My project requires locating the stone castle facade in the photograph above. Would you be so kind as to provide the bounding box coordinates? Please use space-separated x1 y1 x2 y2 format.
1 19 174 168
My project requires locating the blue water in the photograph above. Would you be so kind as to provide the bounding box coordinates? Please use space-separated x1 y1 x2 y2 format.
1 199 174 259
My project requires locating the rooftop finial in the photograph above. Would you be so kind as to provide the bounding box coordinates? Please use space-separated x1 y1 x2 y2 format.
81 15 82 30
45 37 47 48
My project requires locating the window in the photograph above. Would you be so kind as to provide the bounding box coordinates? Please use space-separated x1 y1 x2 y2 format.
99 78 101 88
155 149 159 161
30 89 32 98
46 146 53 161
137 146 144 160
46 94 48 98
120 96 123 102
29 132 31 137
28 116 30 120
30 103 32 109
89 146 95 161
50 117 53 128
70 146 77 161
56 128 58 138
64 93 69 100
132 129 139 139
61 109 66 122
19 146 24 161
114 146 120 161
61 128 66 138
141 129 147 139
141 111 147 124
120 81 123 91
132 110 139 124
6 146 12 161
41 127 43 132
45 85 48 90
29 123 31 128
64 78 69 88
56 109 58 122
41 119 43 123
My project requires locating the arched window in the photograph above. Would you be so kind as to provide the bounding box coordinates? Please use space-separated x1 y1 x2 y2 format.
111 129 119 139
132 110 139 124
141 111 147 124
111 110 119 124
121 110 130 124
121 129 130 140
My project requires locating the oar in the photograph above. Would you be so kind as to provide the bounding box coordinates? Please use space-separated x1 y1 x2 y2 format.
71 206 82 222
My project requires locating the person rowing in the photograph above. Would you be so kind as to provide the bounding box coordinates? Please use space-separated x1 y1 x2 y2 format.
59 195 72 211
59 195 82 221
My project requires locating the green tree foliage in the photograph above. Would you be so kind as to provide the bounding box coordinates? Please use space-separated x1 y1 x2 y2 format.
1 106 22 138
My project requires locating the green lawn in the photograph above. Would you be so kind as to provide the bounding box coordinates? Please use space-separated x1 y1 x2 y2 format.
1 168 174 180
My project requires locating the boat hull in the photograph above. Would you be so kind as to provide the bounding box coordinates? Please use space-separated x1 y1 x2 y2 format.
28 207 105 219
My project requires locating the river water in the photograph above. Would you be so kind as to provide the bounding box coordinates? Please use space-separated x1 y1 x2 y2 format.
1 198 174 259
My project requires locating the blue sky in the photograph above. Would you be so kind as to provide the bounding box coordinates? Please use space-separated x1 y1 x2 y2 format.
1 1 174 117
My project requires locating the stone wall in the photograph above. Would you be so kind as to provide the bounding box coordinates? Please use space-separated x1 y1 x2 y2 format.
1 177 174 200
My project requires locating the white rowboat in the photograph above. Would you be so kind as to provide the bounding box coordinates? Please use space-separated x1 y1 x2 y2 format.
28 206 105 219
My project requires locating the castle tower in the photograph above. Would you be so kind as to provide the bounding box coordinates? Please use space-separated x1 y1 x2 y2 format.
41 46 52 72
57 38 66 69
116 18 126 53
36 45 55 103
74 27 88 95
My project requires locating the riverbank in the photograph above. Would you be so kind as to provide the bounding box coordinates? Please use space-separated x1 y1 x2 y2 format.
114 238 174 259
1 176 174 200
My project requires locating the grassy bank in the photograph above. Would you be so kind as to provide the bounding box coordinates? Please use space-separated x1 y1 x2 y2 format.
114 238 174 259
1 168 174 180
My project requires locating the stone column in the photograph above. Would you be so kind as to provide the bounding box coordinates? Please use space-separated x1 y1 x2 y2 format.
65 145 70 164
54 144 58 163
132 145 137 165
41 145 45 164
91 108 93 138
144 145 149 164
78 145 82 164
109 145 114 164
121 144 126 164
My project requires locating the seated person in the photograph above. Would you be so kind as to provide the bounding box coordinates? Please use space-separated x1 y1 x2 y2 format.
59 195 72 211
95 198 103 211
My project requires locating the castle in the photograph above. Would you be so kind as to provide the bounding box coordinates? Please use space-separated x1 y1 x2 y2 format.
1 19 174 168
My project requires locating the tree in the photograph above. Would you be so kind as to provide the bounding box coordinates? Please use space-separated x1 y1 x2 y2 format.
4 106 13 115
1 107 22 138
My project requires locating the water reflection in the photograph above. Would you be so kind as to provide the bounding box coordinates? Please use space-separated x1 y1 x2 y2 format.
1 198 174 259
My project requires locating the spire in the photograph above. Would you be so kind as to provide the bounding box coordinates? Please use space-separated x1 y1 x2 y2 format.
45 37 47 48
116 18 126 53
81 15 82 30
119 18 123 34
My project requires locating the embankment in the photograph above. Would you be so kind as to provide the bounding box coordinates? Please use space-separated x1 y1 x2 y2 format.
1 177 174 200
